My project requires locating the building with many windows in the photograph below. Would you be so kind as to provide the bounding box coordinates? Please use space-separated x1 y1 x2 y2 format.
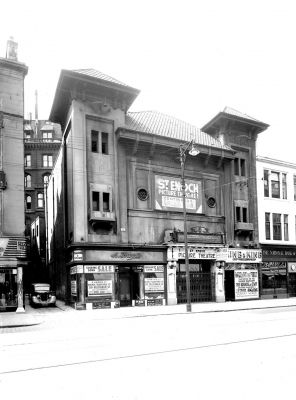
24 118 62 287
46 68 268 310
0 38 28 312
257 156 296 299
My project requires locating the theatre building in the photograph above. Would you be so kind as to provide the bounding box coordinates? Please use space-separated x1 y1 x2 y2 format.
47 68 268 309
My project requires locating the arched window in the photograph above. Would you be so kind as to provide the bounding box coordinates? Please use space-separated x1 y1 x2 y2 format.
25 174 31 188
43 174 50 185
37 193 44 208
26 195 32 210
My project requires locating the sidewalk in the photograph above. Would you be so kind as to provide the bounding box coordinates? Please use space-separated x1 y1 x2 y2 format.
1 297 296 328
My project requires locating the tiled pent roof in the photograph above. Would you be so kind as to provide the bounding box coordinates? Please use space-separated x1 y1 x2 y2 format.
125 111 232 150
223 107 264 124
71 69 131 88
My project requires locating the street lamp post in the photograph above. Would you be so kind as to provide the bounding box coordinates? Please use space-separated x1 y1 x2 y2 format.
179 140 199 313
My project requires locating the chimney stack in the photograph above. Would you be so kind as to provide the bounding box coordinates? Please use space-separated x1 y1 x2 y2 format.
6 37 18 61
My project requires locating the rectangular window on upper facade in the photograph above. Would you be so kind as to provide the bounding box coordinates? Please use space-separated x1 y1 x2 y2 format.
273 213 282 240
234 158 246 176
91 130 99 152
271 172 280 198
264 169 288 200
25 154 31 167
42 132 52 141
235 206 248 223
282 173 287 199
101 132 108 154
284 214 289 241
92 192 100 211
294 175 296 201
91 130 109 154
265 212 271 240
43 155 53 167
264 170 269 197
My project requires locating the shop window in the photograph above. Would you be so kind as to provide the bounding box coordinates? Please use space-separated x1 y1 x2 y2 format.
25 154 31 167
273 213 282 240
261 262 287 294
265 213 271 240
26 195 32 210
37 193 44 208
43 154 53 167
25 174 31 188
234 158 246 177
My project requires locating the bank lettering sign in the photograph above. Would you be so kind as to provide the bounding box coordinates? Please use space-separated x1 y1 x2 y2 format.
155 175 202 213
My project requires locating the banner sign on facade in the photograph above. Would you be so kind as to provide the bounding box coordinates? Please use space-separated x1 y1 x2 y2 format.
217 248 262 263
234 270 259 300
144 265 164 273
155 175 202 213
70 265 84 275
145 278 164 292
87 280 113 296
171 246 218 260
84 265 115 274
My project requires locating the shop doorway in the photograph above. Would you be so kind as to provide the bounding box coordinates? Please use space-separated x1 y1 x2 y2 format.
176 261 214 303
224 270 235 301
288 274 296 297
118 267 140 307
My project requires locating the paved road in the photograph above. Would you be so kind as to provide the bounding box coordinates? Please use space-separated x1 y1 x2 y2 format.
1 305 296 399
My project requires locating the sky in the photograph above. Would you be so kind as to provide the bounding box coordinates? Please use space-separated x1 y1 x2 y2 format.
1 0 295 162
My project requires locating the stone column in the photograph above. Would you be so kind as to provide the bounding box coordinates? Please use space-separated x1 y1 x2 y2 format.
167 262 177 305
214 262 225 303
16 266 25 313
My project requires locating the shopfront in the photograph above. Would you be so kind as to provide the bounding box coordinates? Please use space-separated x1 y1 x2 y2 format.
168 244 226 304
223 249 261 301
0 237 27 312
261 245 296 299
67 247 166 309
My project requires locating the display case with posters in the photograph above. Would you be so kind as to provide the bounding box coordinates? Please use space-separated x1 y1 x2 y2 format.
144 265 165 306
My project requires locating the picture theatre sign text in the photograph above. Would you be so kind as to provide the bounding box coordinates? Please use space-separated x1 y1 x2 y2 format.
155 175 202 213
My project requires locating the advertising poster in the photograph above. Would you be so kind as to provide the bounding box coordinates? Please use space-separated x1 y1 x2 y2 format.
71 280 77 296
155 175 202 213
87 280 112 296
234 270 259 300
145 278 164 293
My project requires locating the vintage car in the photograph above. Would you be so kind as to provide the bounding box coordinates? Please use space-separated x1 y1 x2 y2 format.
29 283 56 307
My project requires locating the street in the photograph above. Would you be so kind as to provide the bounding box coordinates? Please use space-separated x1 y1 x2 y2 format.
1 305 296 399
